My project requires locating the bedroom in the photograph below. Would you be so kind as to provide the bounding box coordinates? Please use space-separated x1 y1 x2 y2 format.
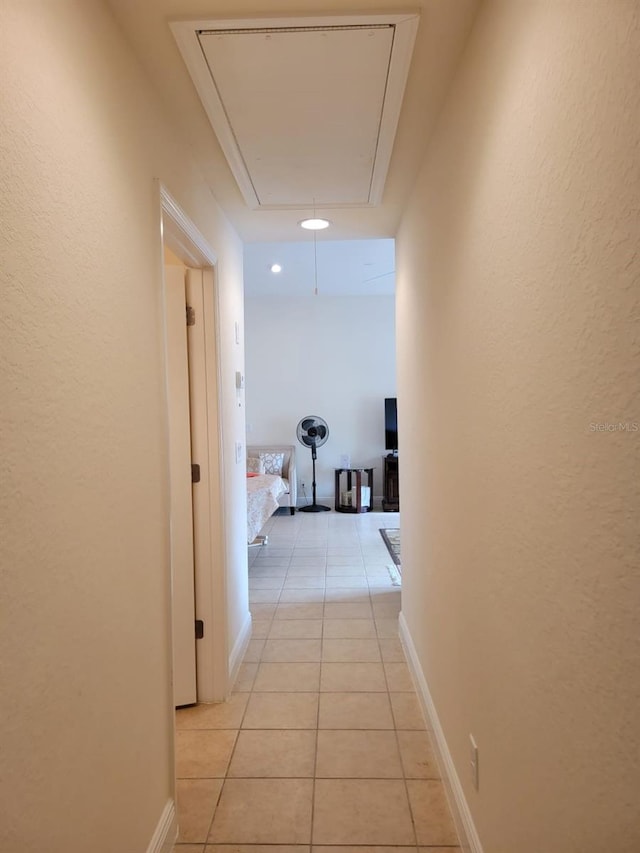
243 237 397 515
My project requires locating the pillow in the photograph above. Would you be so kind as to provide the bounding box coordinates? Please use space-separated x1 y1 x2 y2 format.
247 456 265 474
259 451 284 476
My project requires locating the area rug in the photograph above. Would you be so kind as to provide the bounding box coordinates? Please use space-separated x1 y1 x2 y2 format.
379 528 401 584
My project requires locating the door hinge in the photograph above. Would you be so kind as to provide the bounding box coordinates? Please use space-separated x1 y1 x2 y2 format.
191 463 201 483
195 619 204 640
186 305 196 326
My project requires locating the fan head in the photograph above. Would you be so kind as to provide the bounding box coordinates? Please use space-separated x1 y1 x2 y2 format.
296 416 329 449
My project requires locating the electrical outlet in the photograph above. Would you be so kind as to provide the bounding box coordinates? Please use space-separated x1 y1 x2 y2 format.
469 734 479 790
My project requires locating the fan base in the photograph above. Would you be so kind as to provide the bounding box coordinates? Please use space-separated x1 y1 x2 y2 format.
299 504 331 513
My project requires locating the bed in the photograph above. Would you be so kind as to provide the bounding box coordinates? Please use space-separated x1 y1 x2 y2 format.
246 445 297 514
246 473 287 544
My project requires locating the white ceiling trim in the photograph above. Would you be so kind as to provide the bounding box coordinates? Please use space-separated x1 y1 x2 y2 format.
170 13 419 211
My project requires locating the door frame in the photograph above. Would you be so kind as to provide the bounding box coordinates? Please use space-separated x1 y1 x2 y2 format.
163 263 198 706
158 183 229 702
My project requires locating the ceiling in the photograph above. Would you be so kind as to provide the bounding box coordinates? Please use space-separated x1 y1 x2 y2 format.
106 0 478 244
170 13 418 210
244 238 396 297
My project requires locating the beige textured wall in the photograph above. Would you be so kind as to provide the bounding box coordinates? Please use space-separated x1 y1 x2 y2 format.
396 2 640 851
0 1 245 850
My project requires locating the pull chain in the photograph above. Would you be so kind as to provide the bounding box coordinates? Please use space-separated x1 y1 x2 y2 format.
313 229 318 297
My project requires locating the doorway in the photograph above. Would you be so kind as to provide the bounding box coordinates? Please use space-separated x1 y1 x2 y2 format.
159 185 229 704
164 257 198 706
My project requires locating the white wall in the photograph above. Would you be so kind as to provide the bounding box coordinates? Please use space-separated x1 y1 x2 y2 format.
217 245 252 677
396 1 640 851
244 295 396 504
0 1 247 850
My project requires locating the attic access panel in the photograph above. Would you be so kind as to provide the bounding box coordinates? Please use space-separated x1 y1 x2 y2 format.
171 14 419 210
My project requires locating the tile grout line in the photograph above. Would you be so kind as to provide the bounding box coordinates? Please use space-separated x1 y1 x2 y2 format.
309 619 322 849
233 512 439 853
370 558 421 851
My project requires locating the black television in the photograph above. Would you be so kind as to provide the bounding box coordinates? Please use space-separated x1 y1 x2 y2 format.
384 397 398 453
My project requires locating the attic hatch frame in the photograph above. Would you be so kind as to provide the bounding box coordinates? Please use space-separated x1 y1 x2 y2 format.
170 12 419 210
196 24 393 35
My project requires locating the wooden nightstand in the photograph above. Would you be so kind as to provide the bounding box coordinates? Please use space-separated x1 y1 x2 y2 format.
334 467 374 513
382 455 399 511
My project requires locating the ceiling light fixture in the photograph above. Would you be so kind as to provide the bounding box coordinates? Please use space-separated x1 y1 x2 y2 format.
270 263 282 273
299 218 330 231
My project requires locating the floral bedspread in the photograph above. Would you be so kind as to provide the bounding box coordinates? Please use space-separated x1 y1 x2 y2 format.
246 473 286 543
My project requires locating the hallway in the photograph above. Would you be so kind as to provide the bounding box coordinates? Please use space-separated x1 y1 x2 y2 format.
173 510 460 850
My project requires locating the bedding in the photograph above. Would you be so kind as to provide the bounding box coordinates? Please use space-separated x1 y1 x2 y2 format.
247 455 265 474
259 451 285 475
246 445 297 514
246 473 287 543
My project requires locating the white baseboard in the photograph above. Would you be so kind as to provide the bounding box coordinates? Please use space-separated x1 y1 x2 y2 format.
146 798 177 853
399 612 484 853
229 609 252 689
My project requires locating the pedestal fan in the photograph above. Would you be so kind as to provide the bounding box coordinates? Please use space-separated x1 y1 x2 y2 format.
296 416 330 512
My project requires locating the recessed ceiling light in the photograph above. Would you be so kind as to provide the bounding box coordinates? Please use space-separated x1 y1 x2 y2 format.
270 263 282 273
299 218 330 230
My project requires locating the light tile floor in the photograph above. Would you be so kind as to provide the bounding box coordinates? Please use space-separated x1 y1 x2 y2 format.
173 510 461 852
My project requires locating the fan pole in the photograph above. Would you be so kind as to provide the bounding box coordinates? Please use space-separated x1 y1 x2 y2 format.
299 443 330 512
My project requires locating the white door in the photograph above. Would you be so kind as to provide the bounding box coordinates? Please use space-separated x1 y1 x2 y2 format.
164 264 197 706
